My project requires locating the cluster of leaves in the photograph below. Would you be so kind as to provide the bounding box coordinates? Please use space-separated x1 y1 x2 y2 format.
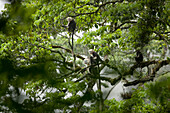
105 74 170 113
0 0 169 112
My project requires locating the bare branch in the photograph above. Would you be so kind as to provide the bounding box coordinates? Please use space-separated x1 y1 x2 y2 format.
105 80 121 100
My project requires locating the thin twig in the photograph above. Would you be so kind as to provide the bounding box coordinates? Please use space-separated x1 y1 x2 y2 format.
105 80 121 100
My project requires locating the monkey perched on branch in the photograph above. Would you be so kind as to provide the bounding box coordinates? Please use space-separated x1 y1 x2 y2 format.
63 17 76 69
67 17 76 33
83 50 103 74
88 49 103 66
88 49 104 110
84 57 96 74
62 17 76 32
135 50 143 63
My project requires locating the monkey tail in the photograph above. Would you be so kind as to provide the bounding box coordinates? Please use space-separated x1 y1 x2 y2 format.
72 32 76 70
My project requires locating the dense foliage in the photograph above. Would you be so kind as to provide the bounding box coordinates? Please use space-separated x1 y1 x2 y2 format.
0 0 169 112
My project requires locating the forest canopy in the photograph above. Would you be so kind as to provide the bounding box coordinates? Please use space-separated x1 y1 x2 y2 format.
0 0 170 112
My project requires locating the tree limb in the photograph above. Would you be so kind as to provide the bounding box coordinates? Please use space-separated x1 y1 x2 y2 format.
112 21 137 33
124 59 170 86
71 0 123 17
52 45 85 60
20 36 66 61
123 60 157 76
100 75 121 85
76 3 99 9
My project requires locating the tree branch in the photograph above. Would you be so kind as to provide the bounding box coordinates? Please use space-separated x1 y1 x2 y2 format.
100 75 121 85
124 59 170 86
123 60 157 76
105 80 121 100
20 36 66 61
153 31 169 42
71 0 123 17
76 3 99 9
52 45 85 60
112 21 137 33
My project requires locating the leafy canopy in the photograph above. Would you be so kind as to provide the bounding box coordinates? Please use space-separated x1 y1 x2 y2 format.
0 0 169 112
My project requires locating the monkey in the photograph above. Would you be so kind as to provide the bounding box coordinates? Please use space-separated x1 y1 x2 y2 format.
67 17 76 33
88 49 105 76
88 49 102 77
82 49 104 75
135 50 143 76
88 49 103 65
88 49 104 110
66 17 76 70
135 50 143 63
83 56 100 76
83 58 95 74
82 58 90 73
84 58 90 66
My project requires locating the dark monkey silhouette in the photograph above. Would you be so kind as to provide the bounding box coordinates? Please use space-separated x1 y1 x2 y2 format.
135 50 143 63
66 17 76 69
